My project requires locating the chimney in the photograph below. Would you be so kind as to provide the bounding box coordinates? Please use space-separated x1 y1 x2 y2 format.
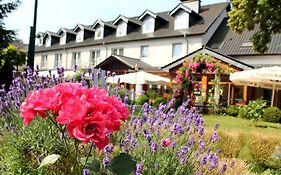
180 0 201 13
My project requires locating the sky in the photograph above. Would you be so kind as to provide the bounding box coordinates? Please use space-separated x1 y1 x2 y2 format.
4 0 226 44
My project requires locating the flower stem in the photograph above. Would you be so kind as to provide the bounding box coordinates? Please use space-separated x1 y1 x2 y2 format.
84 142 94 166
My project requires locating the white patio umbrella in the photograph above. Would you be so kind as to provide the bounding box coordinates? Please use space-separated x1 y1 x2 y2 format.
106 71 170 86
230 66 281 106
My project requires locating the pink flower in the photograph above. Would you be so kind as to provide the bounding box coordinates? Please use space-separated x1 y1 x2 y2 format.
161 138 171 147
20 88 60 126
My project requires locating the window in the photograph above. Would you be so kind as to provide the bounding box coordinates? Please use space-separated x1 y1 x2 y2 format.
111 48 124 56
76 30 84 42
140 46 148 58
172 43 182 58
142 16 154 34
95 26 103 40
54 54 62 68
174 10 189 30
45 37 51 47
117 21 127 37
40 55 48 69
71 52 81 67
60 33 66 45
90 50 101 66
241 40 253 47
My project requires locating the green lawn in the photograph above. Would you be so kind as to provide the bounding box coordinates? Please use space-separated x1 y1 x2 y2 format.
203 115 281 136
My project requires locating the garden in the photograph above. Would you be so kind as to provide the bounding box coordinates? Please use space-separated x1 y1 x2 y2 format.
0 65 280 175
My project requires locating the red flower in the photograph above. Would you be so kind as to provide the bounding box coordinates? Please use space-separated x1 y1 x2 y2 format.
161 138 171 147
55 83 83 107
67 113 113 150
20 88 60 126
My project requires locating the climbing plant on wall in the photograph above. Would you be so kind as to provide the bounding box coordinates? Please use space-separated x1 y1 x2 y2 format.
175 53 234 105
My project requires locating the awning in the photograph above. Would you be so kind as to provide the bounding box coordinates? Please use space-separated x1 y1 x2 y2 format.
230 66 281 106
106 71 170 85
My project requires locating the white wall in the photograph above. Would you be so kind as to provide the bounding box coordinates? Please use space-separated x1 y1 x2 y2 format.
34 35 203 69
182 1 200 13
235 55 281 67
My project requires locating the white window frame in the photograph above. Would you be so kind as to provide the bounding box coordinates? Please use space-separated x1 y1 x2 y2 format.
116 21 127 37
95 26 104 40
71 52 81 67
45 36 51 47
90 50 101 66
41 55 48 69
174 10 189 30
172 43 182 59
60 33 66 45
54 53 62 68
142 16 155 34
76 30 84 42
140 45 148 58
111 48 124 56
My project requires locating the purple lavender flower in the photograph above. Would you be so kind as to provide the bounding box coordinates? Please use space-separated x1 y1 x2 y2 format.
220 162 227 174
214 123 219 130
230 160 235 168
208 152 218 171
200 154 208 166
104 144 114 154
151 142 158 152
83 168 91 175
135 161 144 175
103 156 110 166
73 64 77 72
210 132 219 143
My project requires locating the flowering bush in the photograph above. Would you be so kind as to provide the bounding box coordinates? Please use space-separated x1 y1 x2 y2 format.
0 66 235 174
20 83 129 150
175 53 234 103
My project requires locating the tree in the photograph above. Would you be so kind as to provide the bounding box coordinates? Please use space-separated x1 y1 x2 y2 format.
0 0 20 54
228 0 281 53
0 44 26 68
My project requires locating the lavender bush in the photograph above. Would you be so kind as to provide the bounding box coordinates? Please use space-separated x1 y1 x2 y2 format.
0 66 232 174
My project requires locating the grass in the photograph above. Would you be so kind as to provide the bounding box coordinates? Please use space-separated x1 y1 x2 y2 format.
203 114 281 136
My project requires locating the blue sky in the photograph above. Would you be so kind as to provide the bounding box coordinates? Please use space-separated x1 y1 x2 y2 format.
4 0 226 43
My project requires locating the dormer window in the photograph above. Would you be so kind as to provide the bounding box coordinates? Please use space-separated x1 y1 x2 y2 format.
116 21 127 37
76 30 84 42
174 10 189 30
60 33 66 45
142 16 155 34
46 36 51 47
95 26 103 40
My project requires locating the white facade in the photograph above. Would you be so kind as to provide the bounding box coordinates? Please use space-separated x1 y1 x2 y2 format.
35 35 202 69
236 55 281 67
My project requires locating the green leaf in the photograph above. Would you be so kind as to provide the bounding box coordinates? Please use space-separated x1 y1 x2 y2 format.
38 154 60 169
87 160 101 172
107 153 136 175
80 157 94 165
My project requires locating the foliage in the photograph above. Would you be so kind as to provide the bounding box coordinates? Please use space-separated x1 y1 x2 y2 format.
238 98 267 121
136 95 149 105
228 0 281 53
146 89 157 100
0 0 20 53
175 53 234 105
263 107 281 123
249 136 281 169
153 96 167 107
0 44 26 67
226 105 240 117
0 66 235 175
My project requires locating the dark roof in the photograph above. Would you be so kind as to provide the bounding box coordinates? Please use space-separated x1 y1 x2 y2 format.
162 46 253 71
43 31 60 39
58 28 77 35
96 55 160 71
36 2 228 53
207 18 281 55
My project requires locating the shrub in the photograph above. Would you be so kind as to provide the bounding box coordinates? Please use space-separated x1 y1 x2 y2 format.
263 107 281 123
249 136 281 169
238 98 267 121
146 89 157 100
136 95 149 105
153 97 167 107
226 105 240 117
